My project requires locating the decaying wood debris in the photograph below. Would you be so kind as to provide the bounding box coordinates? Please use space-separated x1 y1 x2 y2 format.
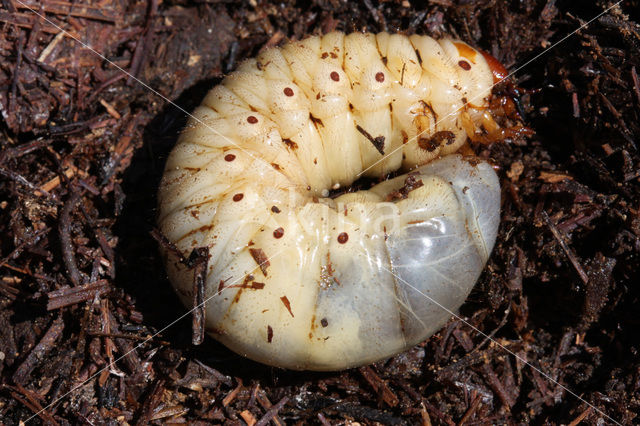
0 0 639 424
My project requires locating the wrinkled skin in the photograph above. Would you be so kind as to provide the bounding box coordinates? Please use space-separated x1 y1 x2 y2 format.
158 32 501 370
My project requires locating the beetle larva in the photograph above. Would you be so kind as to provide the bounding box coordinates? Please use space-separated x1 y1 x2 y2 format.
158 32 504 370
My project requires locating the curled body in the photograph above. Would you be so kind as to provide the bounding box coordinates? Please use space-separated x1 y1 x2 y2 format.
158 32 502 370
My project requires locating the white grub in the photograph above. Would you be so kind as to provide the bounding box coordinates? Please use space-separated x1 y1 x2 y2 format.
157 32 501 370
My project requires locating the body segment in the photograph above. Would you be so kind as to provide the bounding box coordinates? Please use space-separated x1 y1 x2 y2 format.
158 32 502 370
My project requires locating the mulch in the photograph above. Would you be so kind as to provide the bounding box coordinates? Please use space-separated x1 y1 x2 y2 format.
1 0 639 424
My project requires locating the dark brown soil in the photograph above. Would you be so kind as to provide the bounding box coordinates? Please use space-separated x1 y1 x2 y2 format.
1 0 639 424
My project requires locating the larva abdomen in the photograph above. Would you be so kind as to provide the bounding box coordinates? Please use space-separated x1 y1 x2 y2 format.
158 32 501 370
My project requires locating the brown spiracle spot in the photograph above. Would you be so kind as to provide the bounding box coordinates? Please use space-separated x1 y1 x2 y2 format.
247 115 258 124
273 227 284 239
418 131 456 152
375 72 385 82
337 232 348 244
267 325 273 343
330 71 340 81
321 318 328 327
224 153 236 162
233 193 244 202
271 206 281 213
458 60 471 71
283 87 294 97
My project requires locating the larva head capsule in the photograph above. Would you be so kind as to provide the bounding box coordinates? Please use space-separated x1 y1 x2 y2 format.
157 32 508 370
480 49 510 84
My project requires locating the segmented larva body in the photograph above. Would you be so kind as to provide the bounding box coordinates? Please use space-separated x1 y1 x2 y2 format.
158 32 501 371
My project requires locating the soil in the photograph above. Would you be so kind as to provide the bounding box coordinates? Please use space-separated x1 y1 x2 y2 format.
1 0 639 424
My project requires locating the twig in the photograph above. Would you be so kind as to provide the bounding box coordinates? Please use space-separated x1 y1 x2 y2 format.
0 166 54 199
47 280 110 310
38 29 65 63
59 190 84 286
222 379 243 407
0 227 48 267
15 0 117 23
186 247 209 345
598 92 636 149
542 211 589 284
150 228 186 262
356 124 386 155
194 359 233 386
568 406 593 426
127 0 157 84
98 98 121 119
255 396 289 426
7 385 60 425
0 10 78 35
458 393 482 425
317 412 332 426
359 366 399 407
481 362 515 409
240 410 258 426
363 0 387 32
10 32 25 114
77 202 115 278
12 315 65 385
39 164 88 193
0 138 52 163
135 380 165 425
631 66 640 105
256 390 284 426
87 331 167 344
